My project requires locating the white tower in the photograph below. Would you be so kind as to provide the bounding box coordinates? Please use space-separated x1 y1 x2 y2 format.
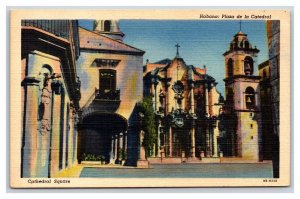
93 20 125 41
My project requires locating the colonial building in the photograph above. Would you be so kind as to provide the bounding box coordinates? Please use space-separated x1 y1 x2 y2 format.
222 30 262 161
76 20 145 166
21 20 81 177
143 46 223 162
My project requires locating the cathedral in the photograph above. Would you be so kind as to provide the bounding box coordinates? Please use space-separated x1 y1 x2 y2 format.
143 46 222 162
144 28 267 163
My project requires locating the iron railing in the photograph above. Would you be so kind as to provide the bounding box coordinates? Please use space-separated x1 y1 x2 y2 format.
95 89 120 101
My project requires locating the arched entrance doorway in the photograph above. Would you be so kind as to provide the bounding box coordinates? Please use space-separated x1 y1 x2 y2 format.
77 112 128 164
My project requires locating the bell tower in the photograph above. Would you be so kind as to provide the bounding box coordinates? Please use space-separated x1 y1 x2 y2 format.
223 27 261 161
93 20 125 41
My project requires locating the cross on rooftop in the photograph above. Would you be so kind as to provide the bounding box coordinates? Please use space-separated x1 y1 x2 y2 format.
175 43 180 57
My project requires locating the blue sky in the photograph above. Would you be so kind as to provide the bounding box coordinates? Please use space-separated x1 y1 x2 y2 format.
79 20 268 95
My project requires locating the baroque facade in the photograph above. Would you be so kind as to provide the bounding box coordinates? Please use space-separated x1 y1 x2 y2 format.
143 48 222 162
21 20 81 177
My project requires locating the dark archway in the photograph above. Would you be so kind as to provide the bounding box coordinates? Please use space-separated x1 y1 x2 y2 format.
227 58 233 77
104 20 111 32
244 56 254 75
77 112 127 164
245 87 256 109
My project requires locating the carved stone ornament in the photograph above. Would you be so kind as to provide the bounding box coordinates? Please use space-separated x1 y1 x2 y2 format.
174 117 184 127
39 119 51 136
172 80 184 95
38 74 52 135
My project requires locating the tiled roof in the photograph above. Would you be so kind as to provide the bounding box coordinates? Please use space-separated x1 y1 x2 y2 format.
154 58 172 65
78 27 144 54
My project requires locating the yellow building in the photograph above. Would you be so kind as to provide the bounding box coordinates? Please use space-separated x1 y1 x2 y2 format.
76 20 145 165
223 30 262 161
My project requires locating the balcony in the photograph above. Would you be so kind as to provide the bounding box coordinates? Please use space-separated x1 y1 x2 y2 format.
95 89 120 101
80 88 121 118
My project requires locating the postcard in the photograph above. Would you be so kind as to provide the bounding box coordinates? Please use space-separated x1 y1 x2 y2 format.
10 9 290 188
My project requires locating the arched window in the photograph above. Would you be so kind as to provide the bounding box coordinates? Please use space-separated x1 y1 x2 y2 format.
239 41 243 48
244 40 250 49
263 69 267 79
104 20 111 32
244 56 254 75
227 58 233 77
245 87 255 109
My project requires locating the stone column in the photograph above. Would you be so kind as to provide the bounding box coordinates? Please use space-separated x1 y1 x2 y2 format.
68 105 74 169
21 77 40 177
190 83 195 114
190 83 196 158
205 87 209 117
61 100 67 170
151 82 155 97
212 127 219 157
206 127 211 157
122 131 127 161
73 114 79 164
109 135 115 164
137 130 149 168
210 125 214 157
37 76 52 177
118 132 123 164
50 89 62 177
114 134 118 163
190 123 196 158
139 131 146 160
154 82 158 112
166 83 170 113
169 127 173 157
205 85 211 157
155 125 161 157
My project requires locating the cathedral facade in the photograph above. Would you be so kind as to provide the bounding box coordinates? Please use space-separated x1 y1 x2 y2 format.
143 49 222 162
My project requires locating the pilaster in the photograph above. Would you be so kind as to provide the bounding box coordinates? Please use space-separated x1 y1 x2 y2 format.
21 77 40 177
